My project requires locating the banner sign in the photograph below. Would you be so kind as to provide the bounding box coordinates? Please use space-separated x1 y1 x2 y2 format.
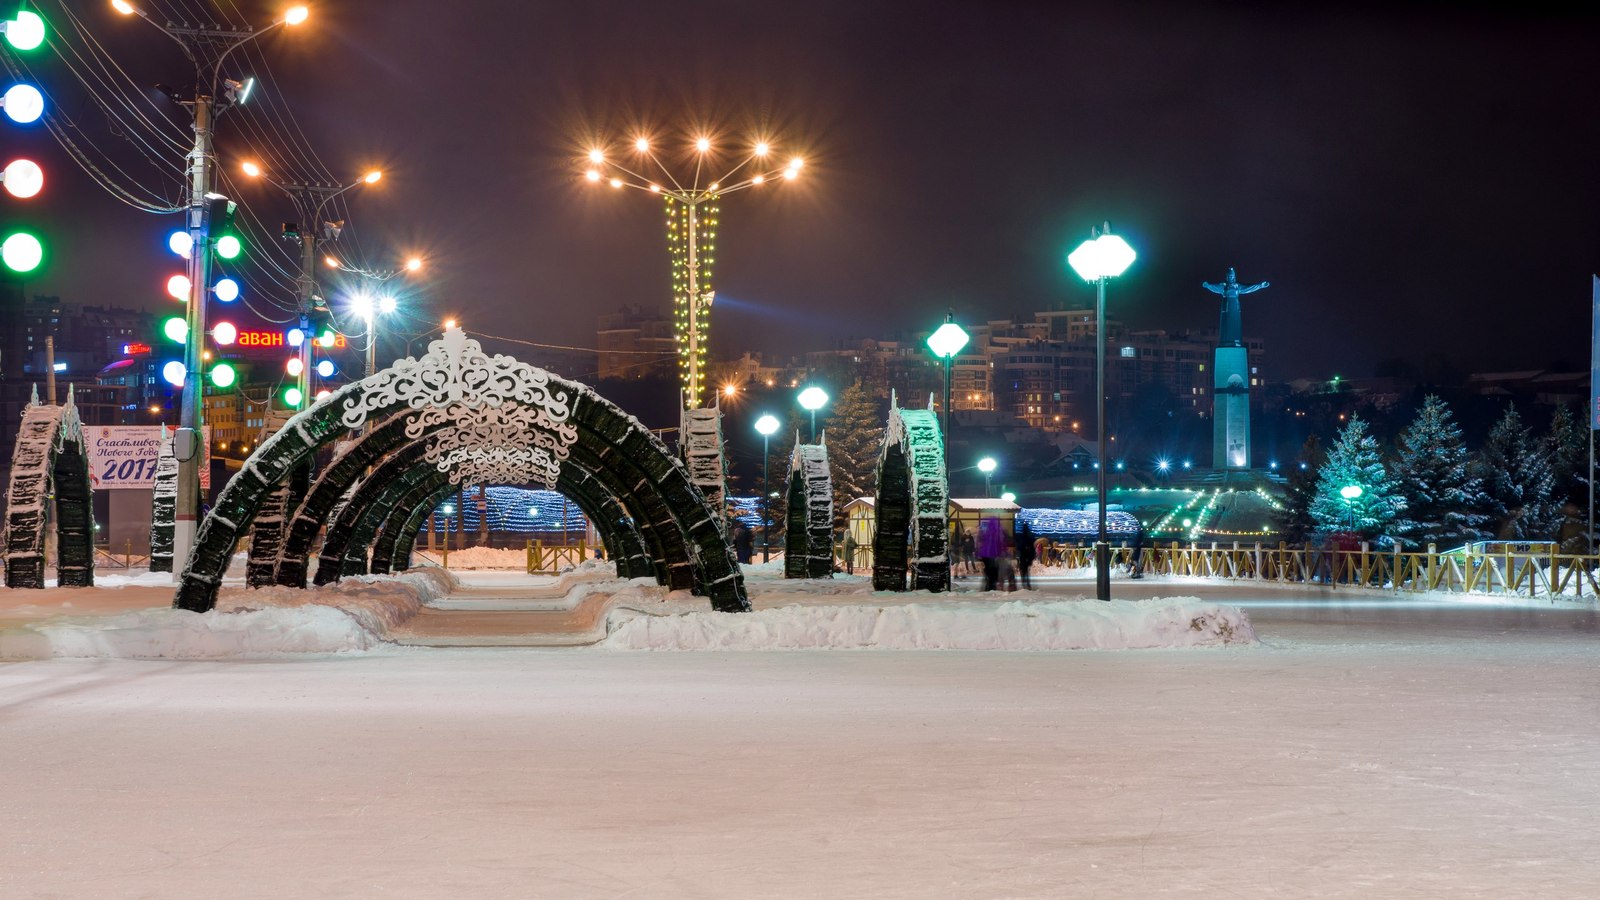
88 425 209 489
1591 275 1599 430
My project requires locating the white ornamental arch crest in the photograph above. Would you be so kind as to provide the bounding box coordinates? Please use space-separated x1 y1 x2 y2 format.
406 403 578 462
341 328 574 430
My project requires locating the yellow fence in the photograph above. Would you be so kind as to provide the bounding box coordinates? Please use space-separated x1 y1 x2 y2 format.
1041 541 1600 600
526 540 587 575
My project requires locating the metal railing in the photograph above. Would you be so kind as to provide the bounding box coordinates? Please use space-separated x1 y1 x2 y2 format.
1038 541 1600 600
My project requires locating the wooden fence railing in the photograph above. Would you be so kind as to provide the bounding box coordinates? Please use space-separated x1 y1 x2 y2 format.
527 540 587 575
1038 541 1600 600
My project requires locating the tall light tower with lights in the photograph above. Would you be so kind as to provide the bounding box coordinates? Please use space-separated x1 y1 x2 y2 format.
582 133 804 408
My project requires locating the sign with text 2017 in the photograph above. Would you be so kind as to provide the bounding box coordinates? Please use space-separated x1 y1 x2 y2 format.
88 426 209 489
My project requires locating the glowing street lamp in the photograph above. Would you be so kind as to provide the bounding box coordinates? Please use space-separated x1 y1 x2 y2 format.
1068 222 1137 602
755 413 780 562
927 313 969 518
582 128 808 408
977 456 997 497
797 387 828 442
1340 483 1363 532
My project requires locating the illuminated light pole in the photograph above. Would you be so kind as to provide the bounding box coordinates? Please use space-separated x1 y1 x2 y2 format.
927 313 970 483
797 386 828 443
1067 223 1137 602
240 162 382 406
754 413 780 562
582 132 806 407
113 1 308 575
1340 484 1363 533
977 456 997 497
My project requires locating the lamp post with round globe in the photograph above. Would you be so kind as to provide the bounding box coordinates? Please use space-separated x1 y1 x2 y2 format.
1340 484 1363 533
1067 223 1137 602
797 387 828 443
754 414 780 562
926 313 970 482
977 456 997 497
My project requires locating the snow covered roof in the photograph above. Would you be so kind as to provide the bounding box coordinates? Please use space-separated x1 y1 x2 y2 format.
949 498 1021 512
842 497 875 511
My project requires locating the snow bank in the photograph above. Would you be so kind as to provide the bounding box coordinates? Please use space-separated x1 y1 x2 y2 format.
601 597 1257 651
217 566 458 634
0 568 458 660
0 605 379 659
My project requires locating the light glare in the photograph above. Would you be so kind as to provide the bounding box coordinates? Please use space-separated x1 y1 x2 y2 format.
695 137 710 152
2 84 44 124
363 170 382 184
112 1 136 14
242 161 262 177
585 169 601 182
284 6 308 26
166 274 191 299
588 148 604 163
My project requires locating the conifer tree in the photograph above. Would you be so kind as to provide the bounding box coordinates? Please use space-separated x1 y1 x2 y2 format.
1390 394 1489 550
821 380 884 528
1547 404 1591 551
1311 415 1404 539
1476 404 1558 540
1275 434 1323 545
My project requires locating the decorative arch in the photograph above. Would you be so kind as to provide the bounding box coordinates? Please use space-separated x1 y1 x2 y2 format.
871 400 948 592
784 436 834 579
175 328 747 612
277 408 671 587
3 387 94 588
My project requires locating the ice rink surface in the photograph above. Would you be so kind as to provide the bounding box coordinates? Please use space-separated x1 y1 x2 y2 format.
2 579 1597 898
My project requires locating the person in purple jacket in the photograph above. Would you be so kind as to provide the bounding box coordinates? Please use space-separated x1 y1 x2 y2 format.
977 517 1006 591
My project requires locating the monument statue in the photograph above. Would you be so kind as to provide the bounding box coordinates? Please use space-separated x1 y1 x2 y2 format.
1202 267 1270 347
1202 268 1269 470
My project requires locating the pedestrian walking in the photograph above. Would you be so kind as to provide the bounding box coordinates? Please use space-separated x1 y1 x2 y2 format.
1129 522 1145 579
961 528 978 575
1015 520 1036 590
733 520 754 564
977 517 1005 591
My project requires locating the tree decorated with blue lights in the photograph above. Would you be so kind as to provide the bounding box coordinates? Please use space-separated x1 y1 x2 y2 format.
1390 395 1488 550
1311 416 1403 539
1476 404 1558 540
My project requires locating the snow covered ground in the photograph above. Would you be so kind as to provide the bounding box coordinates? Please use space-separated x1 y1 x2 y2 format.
1 566 1597 896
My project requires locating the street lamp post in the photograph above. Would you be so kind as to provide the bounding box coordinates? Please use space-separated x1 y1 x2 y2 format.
797 387 828 443
755 414 780 562
1067 223 1137 602
582 133 807 408
113 1 309 577
241 164 382 405
927 314 970 592
1340 484 1363 533
977 456 997 497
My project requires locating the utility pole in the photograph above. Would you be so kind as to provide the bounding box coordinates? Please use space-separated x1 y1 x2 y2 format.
173 93 214 570
113 3 310 574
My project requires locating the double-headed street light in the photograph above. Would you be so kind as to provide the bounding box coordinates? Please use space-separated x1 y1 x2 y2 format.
797 387 829 442
112 1 309 581
754 413 781 562
240 161 382 405
1067 223 1137 602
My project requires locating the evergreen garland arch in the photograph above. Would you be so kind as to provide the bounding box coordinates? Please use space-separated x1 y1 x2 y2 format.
175 328 747 612
784 436 834 578
3 388 94 589
871 401 949 591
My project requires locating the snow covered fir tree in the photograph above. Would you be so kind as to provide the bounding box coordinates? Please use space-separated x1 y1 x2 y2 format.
821 380 883 528
1475 404 1558 541
1310 415 1404 541
1390 395 1488 550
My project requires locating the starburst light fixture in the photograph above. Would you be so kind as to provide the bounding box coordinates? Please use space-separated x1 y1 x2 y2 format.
581 129 807 408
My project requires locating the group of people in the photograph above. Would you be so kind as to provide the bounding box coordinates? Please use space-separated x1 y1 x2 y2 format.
955 518 1043 591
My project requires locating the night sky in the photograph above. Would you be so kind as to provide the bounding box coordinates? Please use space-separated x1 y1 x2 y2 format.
12 0 1600 379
